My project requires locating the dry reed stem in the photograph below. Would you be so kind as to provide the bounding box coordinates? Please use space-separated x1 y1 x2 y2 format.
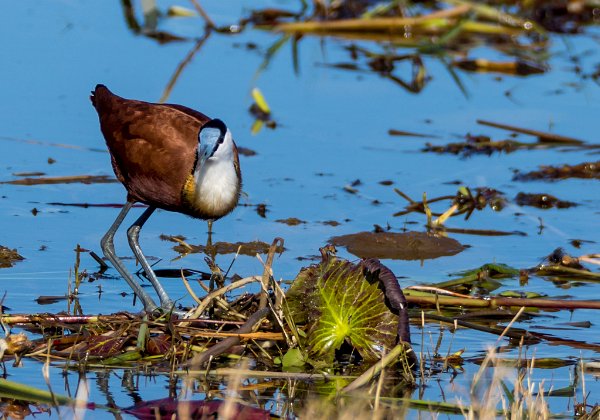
259 238 284 310
277 5 472 32
343 344 411 393
176 367 356 380
405 285 475 298
185 276 262 321
404 292 600 310
159 33 210 104
188 0 215 28
180 270 202 304
189 331 283 340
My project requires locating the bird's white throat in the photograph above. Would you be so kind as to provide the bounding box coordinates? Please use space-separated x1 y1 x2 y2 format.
190 157 239 217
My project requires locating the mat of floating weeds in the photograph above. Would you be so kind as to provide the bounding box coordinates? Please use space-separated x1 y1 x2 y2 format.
0 248 415 376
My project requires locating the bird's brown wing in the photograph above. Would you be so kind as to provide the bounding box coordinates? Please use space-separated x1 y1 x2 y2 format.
91 85 204 211
161 103 210 124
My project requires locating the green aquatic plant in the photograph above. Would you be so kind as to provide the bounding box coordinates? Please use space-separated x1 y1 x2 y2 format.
286 253 401 363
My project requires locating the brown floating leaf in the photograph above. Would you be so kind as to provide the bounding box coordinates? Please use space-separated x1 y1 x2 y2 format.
0 247 24 269
171 240 285 256
11 172 46 177
275 217 306 226
85 332 130 357
147 334 172 356
1 175 118 186
515 192 577 209
513 161 600 181
330 231 465 260
35 296 68 305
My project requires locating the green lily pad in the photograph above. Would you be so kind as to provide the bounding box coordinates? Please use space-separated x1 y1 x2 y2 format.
286 255 398 363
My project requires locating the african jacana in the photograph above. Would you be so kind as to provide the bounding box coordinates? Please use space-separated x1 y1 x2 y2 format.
91 85 241 312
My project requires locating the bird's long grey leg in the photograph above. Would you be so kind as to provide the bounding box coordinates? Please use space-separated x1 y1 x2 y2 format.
101 201 158 312
127 206 175 310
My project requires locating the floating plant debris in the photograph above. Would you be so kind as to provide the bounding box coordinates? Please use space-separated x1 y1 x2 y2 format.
123 397 271 420
165 238 285 256
11 172 46 177
388 129 438 138
249 87 276 134
477 119 586 144
421 128 585 157
286 251 412 364
513 161 600 181
423 135 523 156
394 187 506 218
0 175 117 186
35 296 69 305
453 58 546 76
330 231 465 260
0 246 24 268
276 217 306 226
237 146 257 156
515 192 577 209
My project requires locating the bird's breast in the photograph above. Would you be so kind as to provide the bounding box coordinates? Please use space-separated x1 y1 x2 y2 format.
181 159 240 220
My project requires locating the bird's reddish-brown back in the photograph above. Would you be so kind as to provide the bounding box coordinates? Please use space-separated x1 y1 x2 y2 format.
91 85 210 214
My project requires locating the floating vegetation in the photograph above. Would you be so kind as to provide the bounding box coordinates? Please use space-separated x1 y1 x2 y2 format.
394 186 506 218
249 87 276 134
388 129 438 138
529 248 600 281
330 231 465 260
515 192 577 209
4 0 600 417
452 58 546 76
423 134 526 156
513 161 600 181
0 245 417 414
477 119 587 145
286 251 412 364
0 175 117 186
0 246 24 268
276 217 307 226
422 119 593 157
160 236 286 257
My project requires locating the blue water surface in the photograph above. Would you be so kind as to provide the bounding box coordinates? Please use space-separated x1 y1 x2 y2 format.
1 1 599 417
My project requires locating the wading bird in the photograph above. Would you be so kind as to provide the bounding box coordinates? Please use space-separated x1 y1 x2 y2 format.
91 85 241 312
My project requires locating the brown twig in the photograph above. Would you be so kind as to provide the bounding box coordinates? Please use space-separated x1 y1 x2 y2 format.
477 119 585 144
159 31 211 104
342 344 412 392
188 0 216 29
